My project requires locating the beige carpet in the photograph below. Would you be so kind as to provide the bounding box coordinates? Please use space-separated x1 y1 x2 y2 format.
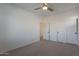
3 40 79 56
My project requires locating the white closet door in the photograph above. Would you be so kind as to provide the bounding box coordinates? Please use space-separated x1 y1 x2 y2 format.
66 19 77 45
44 23 50 40
50 24 58 41
58 31 67 43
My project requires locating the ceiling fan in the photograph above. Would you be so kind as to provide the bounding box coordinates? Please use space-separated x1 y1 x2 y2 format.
34 3 54 12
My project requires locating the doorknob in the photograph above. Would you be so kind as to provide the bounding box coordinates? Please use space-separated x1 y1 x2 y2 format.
57 32 59 34
75 32 78 34
48 32 50 33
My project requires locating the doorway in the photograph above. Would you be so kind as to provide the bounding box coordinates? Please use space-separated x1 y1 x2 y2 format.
40 23 50 41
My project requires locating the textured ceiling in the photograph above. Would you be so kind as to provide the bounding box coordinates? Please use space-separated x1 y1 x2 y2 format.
10 3 79 17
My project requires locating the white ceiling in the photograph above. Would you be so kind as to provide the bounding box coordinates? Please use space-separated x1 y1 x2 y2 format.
10 3 79 17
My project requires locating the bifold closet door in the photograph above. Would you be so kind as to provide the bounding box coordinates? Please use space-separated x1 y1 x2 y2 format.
66 19 78 45
43 23 50 40
50 24 58 42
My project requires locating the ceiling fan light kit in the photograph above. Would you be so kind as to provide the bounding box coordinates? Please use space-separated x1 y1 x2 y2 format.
42 6 48 10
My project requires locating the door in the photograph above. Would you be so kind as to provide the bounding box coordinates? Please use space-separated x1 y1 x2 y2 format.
44 23 50 40
66 18 78 45
50 23 58 42
68 18 79 45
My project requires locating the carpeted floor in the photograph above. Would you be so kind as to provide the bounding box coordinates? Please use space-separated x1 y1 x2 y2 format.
2 40 79 56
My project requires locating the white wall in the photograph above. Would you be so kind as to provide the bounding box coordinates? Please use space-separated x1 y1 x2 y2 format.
41 8 79 45
0 4 40 53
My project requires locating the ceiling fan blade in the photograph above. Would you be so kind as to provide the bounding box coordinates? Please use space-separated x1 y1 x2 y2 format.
48 7 54 11
34 7 41 10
